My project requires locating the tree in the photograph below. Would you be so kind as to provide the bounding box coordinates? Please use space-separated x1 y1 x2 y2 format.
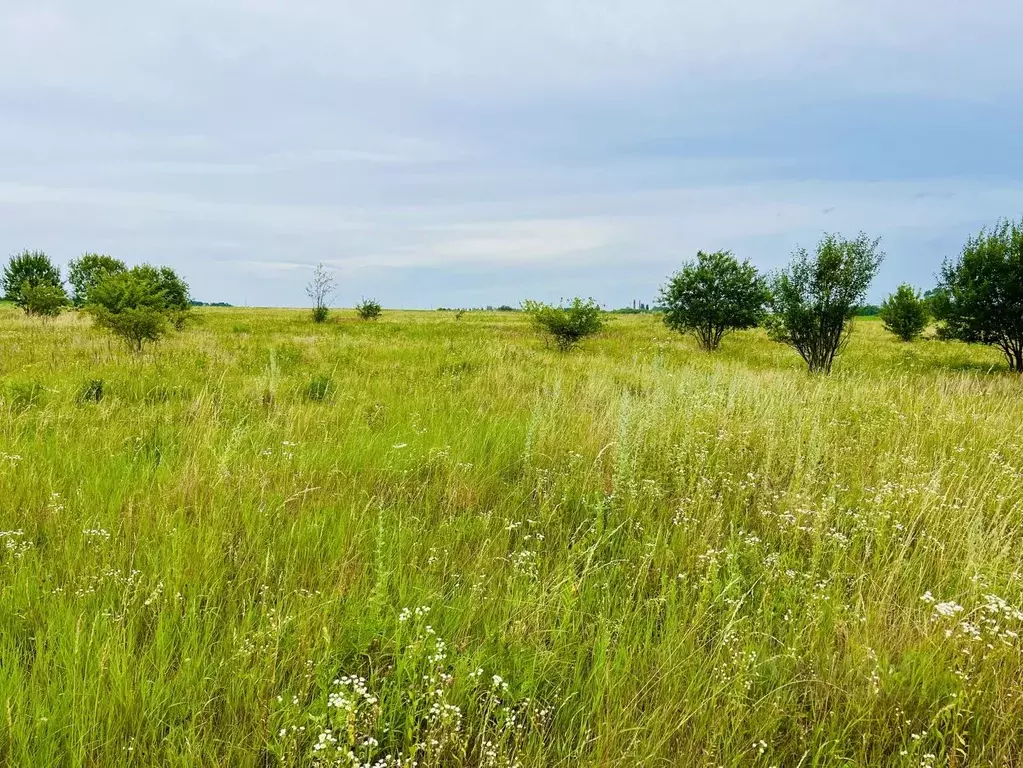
932 218 1023 372
20 283 69 320
522 297 605 351
306 263 336 323
879 284 929 342
85 265 189 352
355 298 382 320
2 250 64 312
767 232 885 373
67 253 127 306
658 250 769 351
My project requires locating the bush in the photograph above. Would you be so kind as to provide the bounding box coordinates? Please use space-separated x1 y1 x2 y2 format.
522 297 605 351
67 253 127 306
312 305 329 323
767 232 885 373
2 250 65 313
86 266 189 352
933 218 1023 371
20 282 69 319
77 379 105 404
304 375 332 402
879 284 928 342
356 298 382 320
659 250 769 350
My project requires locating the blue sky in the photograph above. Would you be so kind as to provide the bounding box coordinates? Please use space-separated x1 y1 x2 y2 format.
2 1 1022 308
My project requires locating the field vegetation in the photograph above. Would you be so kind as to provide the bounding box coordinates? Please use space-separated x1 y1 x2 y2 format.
1 304 1022 766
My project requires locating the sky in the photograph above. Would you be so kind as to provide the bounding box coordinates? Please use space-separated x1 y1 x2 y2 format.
2 1 1022 308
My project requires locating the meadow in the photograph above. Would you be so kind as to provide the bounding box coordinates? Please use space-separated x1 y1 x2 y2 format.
1 305 1022 767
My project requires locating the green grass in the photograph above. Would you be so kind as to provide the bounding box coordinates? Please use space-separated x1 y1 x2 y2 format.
1 306 1021 766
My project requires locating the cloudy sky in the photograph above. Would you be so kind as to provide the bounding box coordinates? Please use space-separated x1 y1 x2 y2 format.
2 1 1022 308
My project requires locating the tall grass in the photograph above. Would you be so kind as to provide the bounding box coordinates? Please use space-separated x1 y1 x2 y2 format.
0 307 1021 766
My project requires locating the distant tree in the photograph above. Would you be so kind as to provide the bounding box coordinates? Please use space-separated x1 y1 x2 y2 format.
932 218 1023 371
522 297 605 351
306 263 336 323
67 253 126 306
355 298 382 320
20 283 69 320
879 284 929 341
767 232 885 373
659 250 770 351
85 265 189 352
2 250 64 312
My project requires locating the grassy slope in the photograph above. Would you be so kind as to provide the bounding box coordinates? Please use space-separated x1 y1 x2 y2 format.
0 306 1021 766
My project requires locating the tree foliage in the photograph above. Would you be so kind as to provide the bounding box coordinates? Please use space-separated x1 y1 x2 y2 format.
767 232 885 373
67 253 127 306
85 265 190 352
659 250 769 350
2 250 64 312
355 298 382 320
306 263 336 323
933 218 1023 371
879 284 928 342
522 297 605 351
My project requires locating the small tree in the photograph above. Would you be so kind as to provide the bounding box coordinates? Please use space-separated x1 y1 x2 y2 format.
21 283 69 320
86 266 186 352
767 232 885 373
355 298 382 320
933 218 1023 372
879 283 928 341
67 253 127 306
659 250 769 350
307 263 336 323
522 297 605 351
2 250 64 312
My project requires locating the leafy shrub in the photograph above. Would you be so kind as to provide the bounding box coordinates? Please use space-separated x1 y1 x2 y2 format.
312 305 329 323
659 250 770 350
77 379 105 403
7 381 44 412
86 265 190 352
304 375 332 402
67 253 126 306
522 297 605 351
20 282 69 319
879 284 929 342
356 298 382 320
2 250 65 313
933 218 1023 372
767 232 884 374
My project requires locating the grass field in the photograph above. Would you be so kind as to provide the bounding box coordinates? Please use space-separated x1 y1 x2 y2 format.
1 305 1022 767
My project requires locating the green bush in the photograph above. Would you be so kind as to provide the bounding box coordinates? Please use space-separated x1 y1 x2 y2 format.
77 379 105 404
304 375 332 402
879 284 929 342
356 299 382 320
522 297 605 351
20 282 69 319
86 265 190 352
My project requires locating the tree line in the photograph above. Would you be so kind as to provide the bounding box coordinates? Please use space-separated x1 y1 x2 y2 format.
4 216 1021 372
1 251 191 351
523 219 1023 374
